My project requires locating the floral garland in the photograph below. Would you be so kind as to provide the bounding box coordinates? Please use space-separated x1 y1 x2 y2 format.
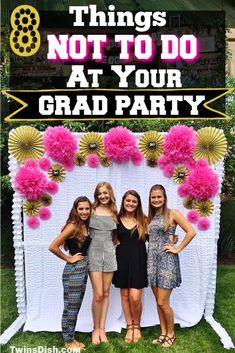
8 125 227 230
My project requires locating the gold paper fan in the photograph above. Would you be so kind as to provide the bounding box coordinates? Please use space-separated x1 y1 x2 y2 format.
48 164 66 182
79 132 104 158
8 126 44 162
194 127 227 165
100 156 112 167
39 193 52 206
74 152 86 166
173 166 189 184
183 196 195 209
194 199 214 217
139 131 163 160
23 200 41 216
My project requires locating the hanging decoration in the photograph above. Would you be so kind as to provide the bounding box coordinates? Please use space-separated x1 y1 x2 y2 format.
173 166 189 184
48 164 66 182
74 152 86 166
39 157 52 171
79 132 105 158
87 154 100 168
14 165 47 200
23 200 41 217
183 196 195 210
8 124 227 231
138 131 163 163
194 199 214 217
194 127 227 165
43 126 77 170
39 193 52 206
100 156 112 167
162 125 197 164
8 126 44 162
104 126 138 163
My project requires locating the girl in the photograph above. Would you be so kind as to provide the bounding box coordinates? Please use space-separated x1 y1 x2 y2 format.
49 196 91 351
113 190 148 344
88 181 118 344
147 184 196 347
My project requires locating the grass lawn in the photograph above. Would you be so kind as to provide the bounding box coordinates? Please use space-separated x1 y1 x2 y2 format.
1 265 235 353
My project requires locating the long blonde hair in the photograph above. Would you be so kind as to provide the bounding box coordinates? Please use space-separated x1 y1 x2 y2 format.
93 181 118 222
147 184 170 231
119 190 147 240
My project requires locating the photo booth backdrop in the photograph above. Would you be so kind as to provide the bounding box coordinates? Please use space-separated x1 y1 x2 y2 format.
0 132 234 349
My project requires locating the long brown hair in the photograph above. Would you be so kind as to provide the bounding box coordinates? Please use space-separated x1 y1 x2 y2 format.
93 181 118 221
119 190 147 240
63 196 91 244
147 184 170 231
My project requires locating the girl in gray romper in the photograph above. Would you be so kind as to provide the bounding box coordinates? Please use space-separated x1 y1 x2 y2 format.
88 181 118 345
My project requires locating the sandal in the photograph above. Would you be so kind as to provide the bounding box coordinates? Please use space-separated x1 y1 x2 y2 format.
73 339 86 349
124 324 133 344
133 323 141 343
162 335 176 347
91 329 100 345
65 341 80 351
99 327 108 343
152 334 166 344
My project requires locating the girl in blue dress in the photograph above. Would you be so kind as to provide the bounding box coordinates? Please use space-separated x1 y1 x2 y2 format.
147 184 196 347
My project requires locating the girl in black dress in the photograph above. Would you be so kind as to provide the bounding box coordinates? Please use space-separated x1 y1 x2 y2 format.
113 190 147 343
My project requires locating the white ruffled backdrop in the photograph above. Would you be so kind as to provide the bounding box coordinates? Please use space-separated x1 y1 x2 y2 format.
22 154 219 331
1 133 234 349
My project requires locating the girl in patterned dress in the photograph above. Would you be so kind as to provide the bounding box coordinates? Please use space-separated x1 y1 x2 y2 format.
147 184 196 347
88 181 118 344
49 196 92 351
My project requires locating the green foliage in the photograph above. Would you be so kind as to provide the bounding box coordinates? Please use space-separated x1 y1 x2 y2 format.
218 199 235 257
1 265 234 353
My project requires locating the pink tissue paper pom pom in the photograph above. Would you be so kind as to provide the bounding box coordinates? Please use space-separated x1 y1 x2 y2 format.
196 159 209 168
187 210 199 223
163 163 174 177
63 160 75 171
198 217 210 231
157 155 170 169
187 164 219 200
14 166 47 200
104 126 137 163
87 154 100 168
163 125 197 163
44 126 77 166
46 181 59 194
131 150 144 166
39 207 51 220
27 216 40 229
184 159 196 170
177 183 190 197
39 157 52 171
24 159 38 169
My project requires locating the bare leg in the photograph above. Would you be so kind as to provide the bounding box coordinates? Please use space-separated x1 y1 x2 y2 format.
152 287 167 337
99 272 113 342
129 288 142 342
121 288 133 343
156 288 175 347
89 272 103 344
